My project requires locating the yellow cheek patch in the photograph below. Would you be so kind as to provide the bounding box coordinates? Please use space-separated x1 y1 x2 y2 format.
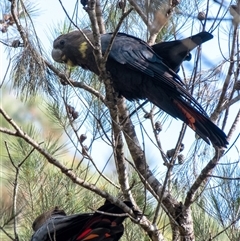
62 55 72 66
66 59 74 66
79 42 88 58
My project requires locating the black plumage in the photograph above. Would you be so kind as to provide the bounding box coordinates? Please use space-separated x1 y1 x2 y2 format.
52 30 228 148
30 201 131 241
152 32 213 72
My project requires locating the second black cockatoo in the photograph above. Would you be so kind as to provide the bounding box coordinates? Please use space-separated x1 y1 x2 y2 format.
51 30 228 148
30 200 132 241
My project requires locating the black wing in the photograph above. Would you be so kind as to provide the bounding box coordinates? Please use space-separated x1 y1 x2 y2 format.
75 201 131 241
102 33 207 116
31 201 131 241
31 213 92 241
102 33 227 147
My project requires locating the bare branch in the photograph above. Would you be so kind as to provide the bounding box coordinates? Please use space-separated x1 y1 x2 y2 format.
211 23 239 122
184 147 225 207
227 108 240 141
45 60 105 103
4 142 35 241
221 94 240 111
128 0 149 26
206 175 240 180
95 0 105 34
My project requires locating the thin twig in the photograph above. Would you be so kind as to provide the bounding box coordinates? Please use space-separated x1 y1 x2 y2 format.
0 227 15 241
184 147 224 207
4 142 35 241
62 98 120 189
102 8 133 63
211 22 239 122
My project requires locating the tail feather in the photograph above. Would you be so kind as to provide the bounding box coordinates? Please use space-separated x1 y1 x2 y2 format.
144 65 228 148
172 99 228 147
146 85 228 147
152 32 213 72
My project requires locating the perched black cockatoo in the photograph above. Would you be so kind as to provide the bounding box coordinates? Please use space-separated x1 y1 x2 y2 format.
30 200 132 241
52 30 228 148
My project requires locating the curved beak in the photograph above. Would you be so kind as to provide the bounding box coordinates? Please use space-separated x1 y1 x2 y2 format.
51 48 64 63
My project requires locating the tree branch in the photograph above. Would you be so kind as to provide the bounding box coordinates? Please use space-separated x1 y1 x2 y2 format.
184 148 224 207
0 107 136 219
211 23 239 122
45 60 105 103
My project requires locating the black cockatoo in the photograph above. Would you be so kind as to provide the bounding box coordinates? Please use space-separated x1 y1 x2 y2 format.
30 200 132 241
51 30 228 148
